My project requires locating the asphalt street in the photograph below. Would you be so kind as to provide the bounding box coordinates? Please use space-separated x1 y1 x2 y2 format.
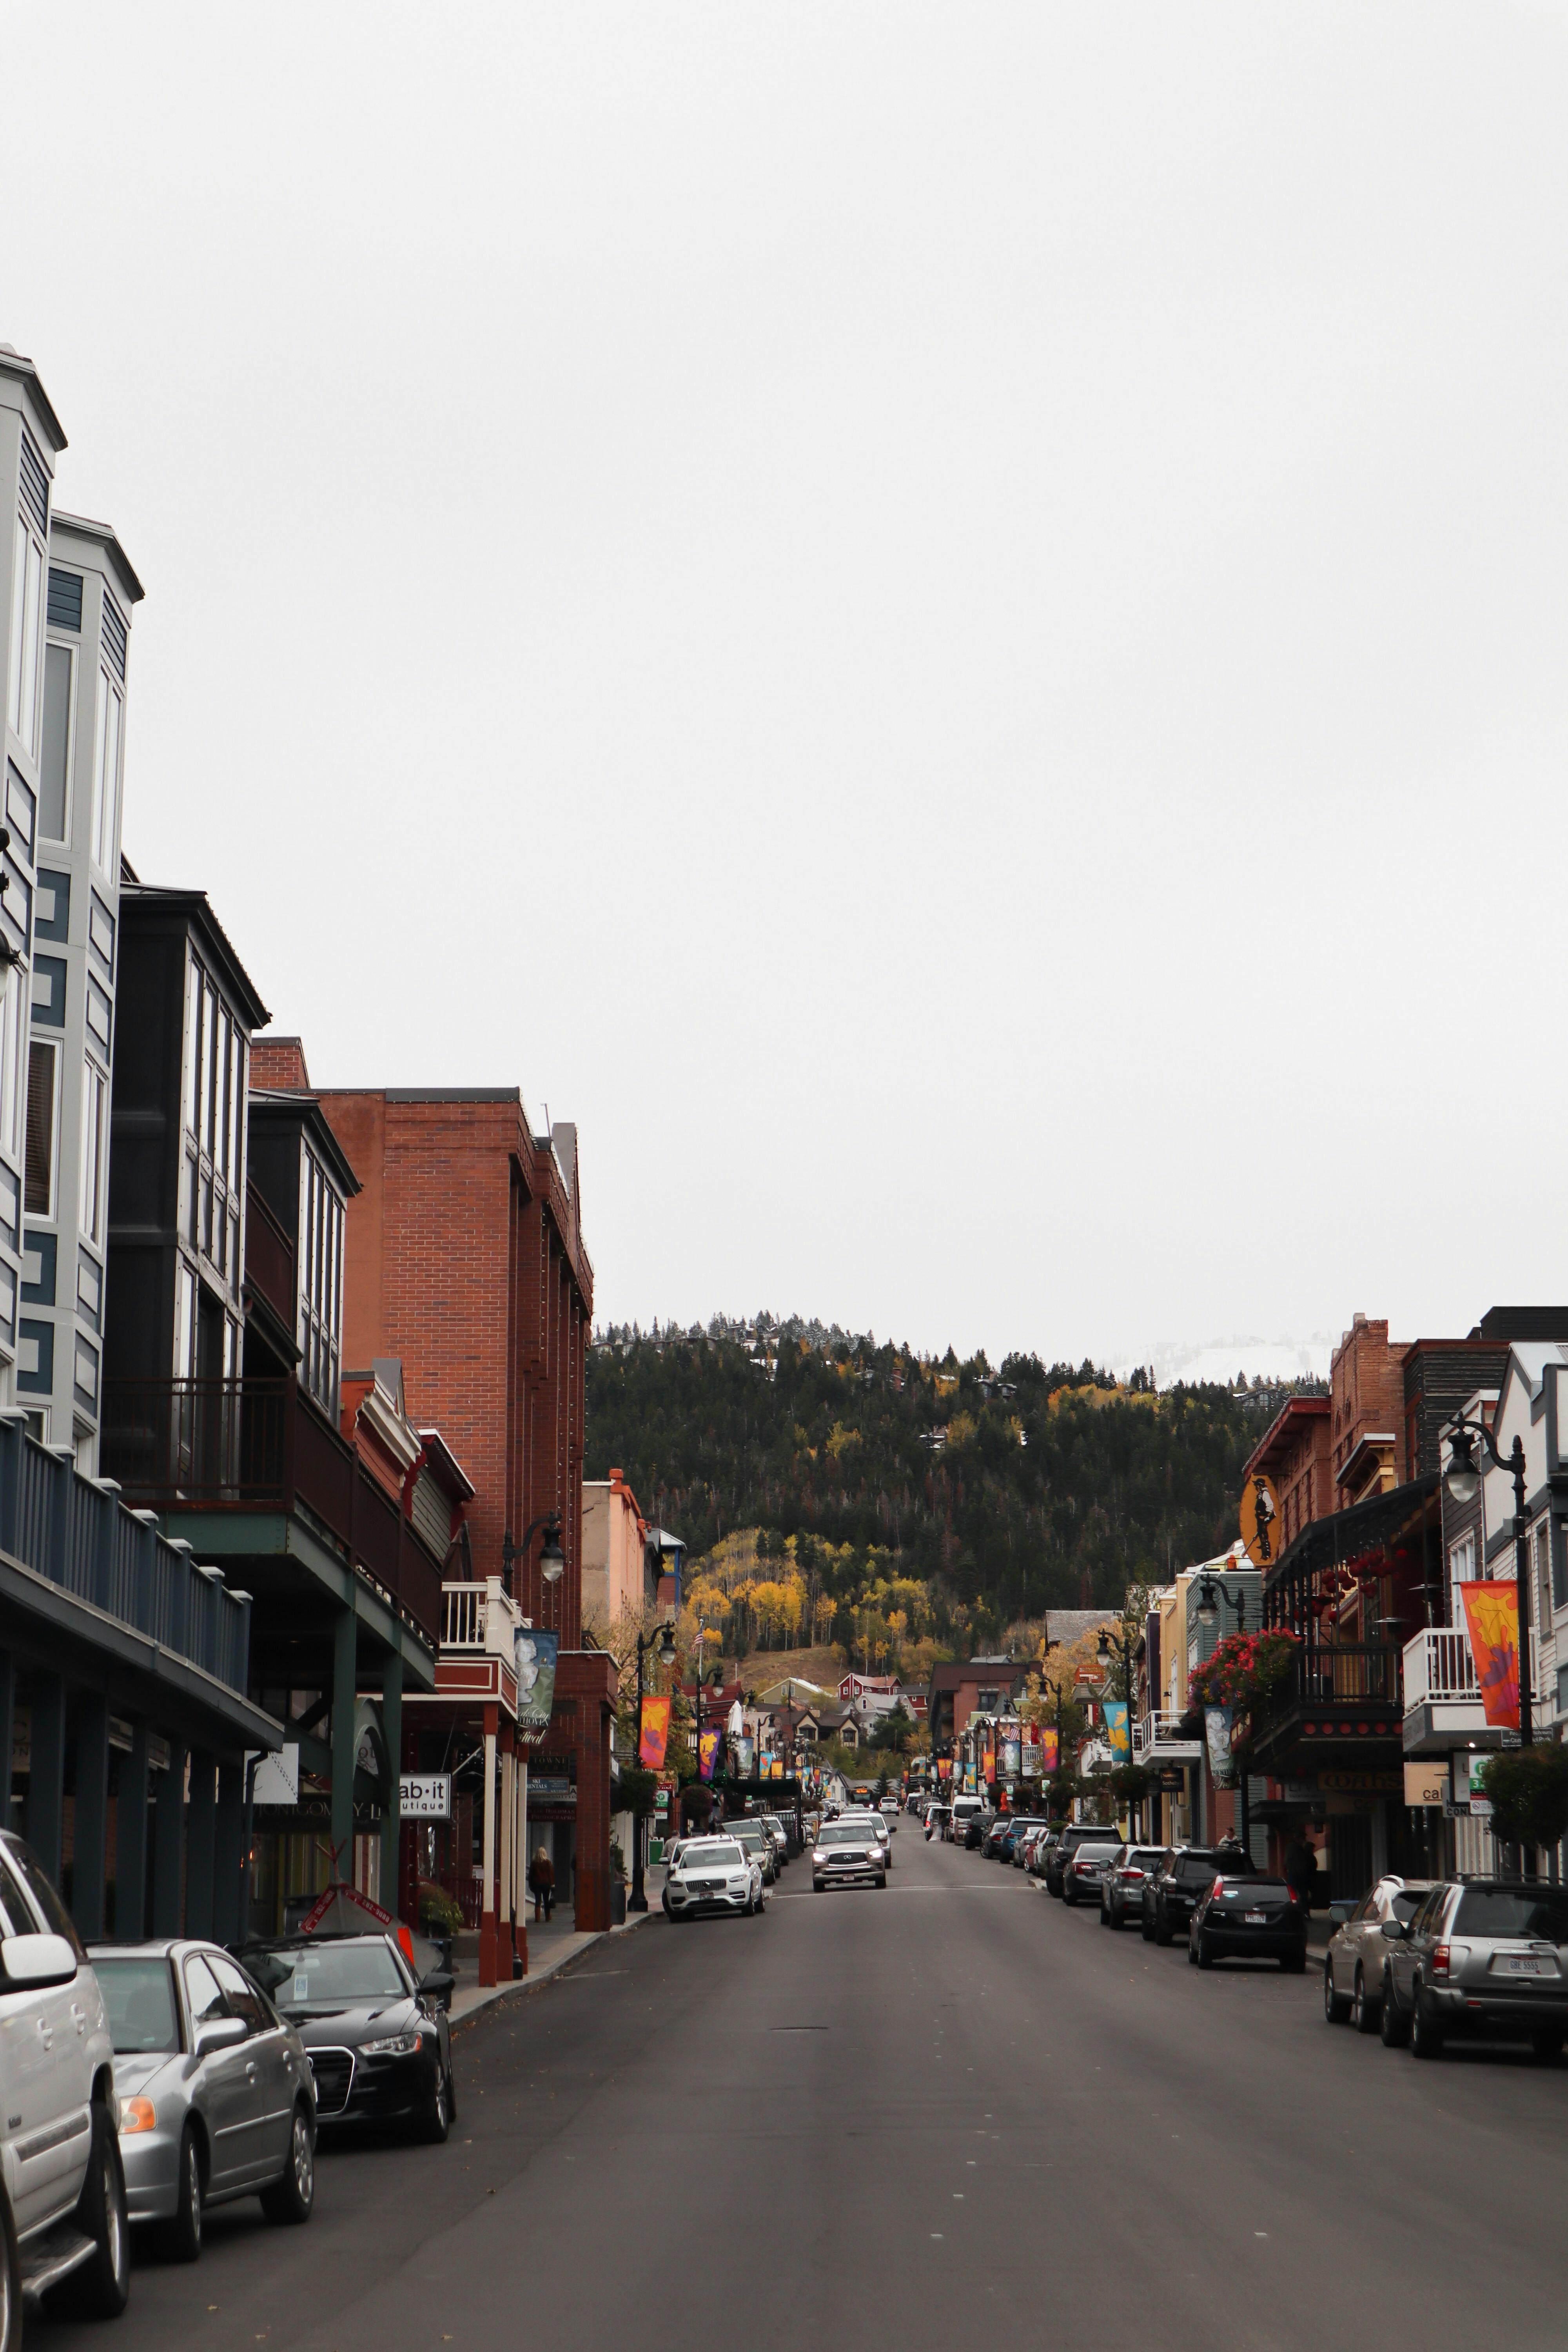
32 1826 1568 2352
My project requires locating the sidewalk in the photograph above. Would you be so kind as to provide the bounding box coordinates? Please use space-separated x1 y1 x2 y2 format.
447 1868 667 2029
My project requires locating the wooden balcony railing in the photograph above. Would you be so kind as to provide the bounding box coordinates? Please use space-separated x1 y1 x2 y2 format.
102 1375 442 1646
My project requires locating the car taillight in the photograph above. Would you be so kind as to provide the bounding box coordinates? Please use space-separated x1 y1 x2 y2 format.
1125 1868 1145 1880
1212 1877 1225 1898
1286 1887 1300 1905
1432 1944 1451 1979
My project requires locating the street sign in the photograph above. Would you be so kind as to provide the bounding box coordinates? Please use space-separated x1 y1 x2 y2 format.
399 1772 452 1820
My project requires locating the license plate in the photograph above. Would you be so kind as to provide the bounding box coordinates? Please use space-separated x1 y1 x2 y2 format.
1245 1911 1267 1925
1500 1956 1554 1976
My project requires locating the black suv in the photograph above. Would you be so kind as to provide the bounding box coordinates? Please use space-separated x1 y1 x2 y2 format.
1045 1822 1120 1898
1140 1846 1249 1945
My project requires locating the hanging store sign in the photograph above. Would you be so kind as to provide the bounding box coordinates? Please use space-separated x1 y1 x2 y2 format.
399 1772 452 1820
1403 1762 1446 1809
1240 1473 1281 1570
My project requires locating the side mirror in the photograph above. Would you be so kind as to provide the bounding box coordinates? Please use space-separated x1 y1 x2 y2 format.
1328 1902 1355 1927
418 1970 455 2010
0 1932 78 1989
1380 1917 1406 1941
195 2015 249 2058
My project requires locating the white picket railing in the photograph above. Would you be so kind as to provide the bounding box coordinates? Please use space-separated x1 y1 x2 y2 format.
1403 1624 1545 1708
1133 1710 1203 1758
440 1577 521 1658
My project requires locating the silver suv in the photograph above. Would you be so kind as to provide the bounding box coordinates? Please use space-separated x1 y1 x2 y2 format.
1379 1878 1568 2060
0 1831 129 2331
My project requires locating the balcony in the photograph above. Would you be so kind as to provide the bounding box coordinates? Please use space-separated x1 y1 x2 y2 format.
440 1577 521 1660
1402 1624 1547 1757
1246 1641 1405 1771
1132 1710 1204 1765
101 1376 443 1647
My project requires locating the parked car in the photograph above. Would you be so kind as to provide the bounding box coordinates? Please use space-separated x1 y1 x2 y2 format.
661 1837 765 1920
1322 1876 1434 2032
907 1794 927 1817
1139 1846 1247 1944
1045 1822 1119 1897
1377 1878 1568 2061
947 1796 985 1844
924 1804 951 1842
239 1932 456 2138
1003 1817 1048 1866
1100 1845 1171 1930
982 1816 1013 1860
811 1821 887 1890
1060 1838 1123 1906
1029 1827 1062 1881
760 1816 791 1869
1188 1869 1307 1971
722 1820 778 1885
964 1810 993 1850
91 1938 317 2258
1020 1826 1052 1874
0 1831 129 2327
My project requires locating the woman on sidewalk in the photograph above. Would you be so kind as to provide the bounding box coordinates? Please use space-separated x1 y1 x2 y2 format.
529 1845 555 1923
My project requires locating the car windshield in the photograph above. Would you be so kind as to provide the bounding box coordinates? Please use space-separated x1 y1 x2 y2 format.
729 1824 763 1842
1176 1855 1226 1883
1453 1886 1568 1942
818 1824 873 1846
1390 1889 1426 1924
684 1843 743 1868
245 1940 408 2008
94 1957 180 2054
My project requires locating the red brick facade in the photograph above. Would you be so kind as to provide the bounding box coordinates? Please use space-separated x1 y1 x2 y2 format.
1329 1314 1408 1503
316 1091 592 1640
1243 1394 1333 1555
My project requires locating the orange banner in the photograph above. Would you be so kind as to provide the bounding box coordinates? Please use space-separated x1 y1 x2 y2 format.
639 1693 672 1769
1041 1728 1059 1774
1459 1581 1520 1730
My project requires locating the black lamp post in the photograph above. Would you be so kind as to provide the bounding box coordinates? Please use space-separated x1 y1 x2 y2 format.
1096 1622 1138 1834
1192 1575 1249 1853
500 1513 566 1606
628 1619 677 1913
1445 1417 1535 1860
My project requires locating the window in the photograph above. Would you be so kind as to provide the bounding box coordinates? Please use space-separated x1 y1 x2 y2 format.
24 1036 57 1218
299 1145 344 1415
8 523 45 754
0 972 23 1161
79 1060 105 1244
1448 1531 1475 1619
209 1953 273 2036
182 1953 227 2027
174 1261 197 1378
39 642 71 839
91 671 121 868
182 951 245 1303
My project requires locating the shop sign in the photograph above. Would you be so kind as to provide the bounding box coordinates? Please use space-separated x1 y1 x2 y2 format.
399 1772 452 1820
1403 1762 1446 1809
1156 1767 1185 1793
1446 1753 1492 1819
1240 1472 1280 1569
1314 1769 1402 1796
528 1777 576 1807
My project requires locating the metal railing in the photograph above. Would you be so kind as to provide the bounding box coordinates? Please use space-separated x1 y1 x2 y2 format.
1289 1642 1402 1706
0 1414 250 1693
1403 1624 1546 1710
1132 1710 1203 1758
102 1374 443 1645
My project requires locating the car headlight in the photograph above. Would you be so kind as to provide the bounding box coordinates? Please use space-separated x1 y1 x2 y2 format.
119 2097 156 2134
813 1851 826 1865
360 2028 425 2057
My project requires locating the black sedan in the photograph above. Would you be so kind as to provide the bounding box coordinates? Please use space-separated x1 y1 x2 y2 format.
1188 1870 1308 1972
1140 1846 1248 1945
240 1933 456 2141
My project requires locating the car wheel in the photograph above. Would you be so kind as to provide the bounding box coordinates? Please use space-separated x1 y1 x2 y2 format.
1140 1908 1154 1943
1196 1932 1215 1971
163 2121 205 2262
1109 1903 1123 1932
1155 1906 1172 1948
1324 1959 1351 2023
49 2103 129 2319
261 2103 317 2221
1063 1888 1076 1907
417 2058 453 2145
1379 1971 1408 2046
876 1873 887 1888
1532 2031 1564 2064
1352 1965 1379 2034
0 2178 21 2352
1409 1990 1444 2061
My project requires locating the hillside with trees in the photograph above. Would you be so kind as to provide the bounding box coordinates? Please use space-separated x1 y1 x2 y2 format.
586 1316 1320 1656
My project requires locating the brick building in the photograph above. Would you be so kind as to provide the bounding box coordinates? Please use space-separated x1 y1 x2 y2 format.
312 1084 618 1944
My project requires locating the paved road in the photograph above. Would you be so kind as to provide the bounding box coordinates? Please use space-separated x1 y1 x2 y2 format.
33 1824 1568 2352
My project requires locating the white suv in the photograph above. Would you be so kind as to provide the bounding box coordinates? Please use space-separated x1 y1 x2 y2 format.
0 1831 128 2338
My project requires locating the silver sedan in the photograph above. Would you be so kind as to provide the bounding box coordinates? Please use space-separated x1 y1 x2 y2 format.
1322 1876 1434 2033
89 1939 317 2259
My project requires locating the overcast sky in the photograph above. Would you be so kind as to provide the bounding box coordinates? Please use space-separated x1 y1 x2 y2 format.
8 6 1566 1374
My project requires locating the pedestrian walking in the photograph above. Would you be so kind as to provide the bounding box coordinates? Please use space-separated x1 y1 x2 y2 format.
1284 1830 1317 1913
529 1843 555 1923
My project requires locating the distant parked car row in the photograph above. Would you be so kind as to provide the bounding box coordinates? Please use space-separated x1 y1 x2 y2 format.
1026 1821 1311 1969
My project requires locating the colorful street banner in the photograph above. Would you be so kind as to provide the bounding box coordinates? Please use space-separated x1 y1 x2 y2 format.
1000 1728 1021 1777
515 1627 560 1746
699 1728 722 1781
1459 1581 1520 1730
936 1756 953 1781
639 1693 672 1770
1104 1700 1130 1762
1203 1704 1234 1784
1041 1728 1059 1775
737 1736 755 1777
983 1745 996 1786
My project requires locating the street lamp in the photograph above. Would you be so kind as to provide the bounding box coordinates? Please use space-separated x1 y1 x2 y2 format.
1445 1415 1535 1751
1189 1578 1250 1852
1096 1623 1139 1836
628 1619 677 1913
501 1513 565 1601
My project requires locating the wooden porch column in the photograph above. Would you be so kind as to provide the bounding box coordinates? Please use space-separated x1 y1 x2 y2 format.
479 1703 498 1987
498 1729 514 1976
